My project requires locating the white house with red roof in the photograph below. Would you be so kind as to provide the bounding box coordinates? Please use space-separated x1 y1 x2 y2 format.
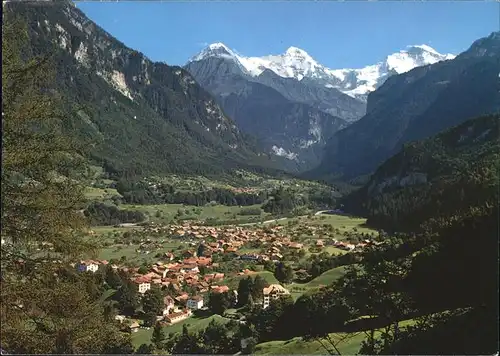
187 295 204 310
133 276 151 294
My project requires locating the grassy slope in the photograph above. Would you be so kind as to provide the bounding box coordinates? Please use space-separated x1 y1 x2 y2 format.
286 266 347 300
254 318 417 355
89 225 185 264
84 187 121 199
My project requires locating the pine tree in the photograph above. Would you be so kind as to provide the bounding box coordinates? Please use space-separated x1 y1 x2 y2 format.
246 293 255 308
151 321 165 350
135 343 154 354
1 11 92 266
237 276 254 307
0 11 131 353
142 287 163 326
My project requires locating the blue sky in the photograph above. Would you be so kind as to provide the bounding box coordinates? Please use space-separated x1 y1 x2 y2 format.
77 1 498 69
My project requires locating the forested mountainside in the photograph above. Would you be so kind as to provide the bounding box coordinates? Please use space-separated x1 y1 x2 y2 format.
247 117 498 356
312 31 500 180
5 1 281 179
340 114 499 232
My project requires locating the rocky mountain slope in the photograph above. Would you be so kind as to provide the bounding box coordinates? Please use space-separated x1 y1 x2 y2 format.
5 1 280 178
341 114 499 232
215 74 348 171
185 54 349 171
185 42 454 171
312 32 500 180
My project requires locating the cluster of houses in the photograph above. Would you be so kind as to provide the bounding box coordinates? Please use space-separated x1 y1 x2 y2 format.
76 220 382 331
138 220 379 261
76 254 293 330
165 223 301 261
128 257 223 295
164 222 377 260
77 256 234 329
113 221 380 270
332 238 383 251
166 223 285 246
76 259 108 273
116 282 292 332
117 295 195 332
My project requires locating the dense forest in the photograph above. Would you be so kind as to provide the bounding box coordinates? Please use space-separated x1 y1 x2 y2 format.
341 115 499 233
110 179 337 211
261 186 337 215
114 179 267 206
84 201 146 226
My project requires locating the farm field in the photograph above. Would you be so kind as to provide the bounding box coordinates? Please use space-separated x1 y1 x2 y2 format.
121 203 269 225
84 187 121 200
90 225 187 264
97 240 186 264
91 226 141 235
279 214 377 236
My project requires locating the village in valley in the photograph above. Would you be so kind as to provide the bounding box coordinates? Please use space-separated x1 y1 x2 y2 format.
76 214 380 345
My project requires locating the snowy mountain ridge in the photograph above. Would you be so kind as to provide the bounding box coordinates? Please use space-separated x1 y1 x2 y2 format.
189 42 455 101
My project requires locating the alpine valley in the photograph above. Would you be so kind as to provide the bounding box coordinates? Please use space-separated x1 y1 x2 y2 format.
2 1 499 355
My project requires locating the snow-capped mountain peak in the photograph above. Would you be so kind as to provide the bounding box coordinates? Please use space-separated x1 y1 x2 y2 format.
336 44 455 99
189 42 455 100
190 42 237 62
285 46 311 57
385 44 455 74
209 42 230 50
190 43 325 81
412 44 440 55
